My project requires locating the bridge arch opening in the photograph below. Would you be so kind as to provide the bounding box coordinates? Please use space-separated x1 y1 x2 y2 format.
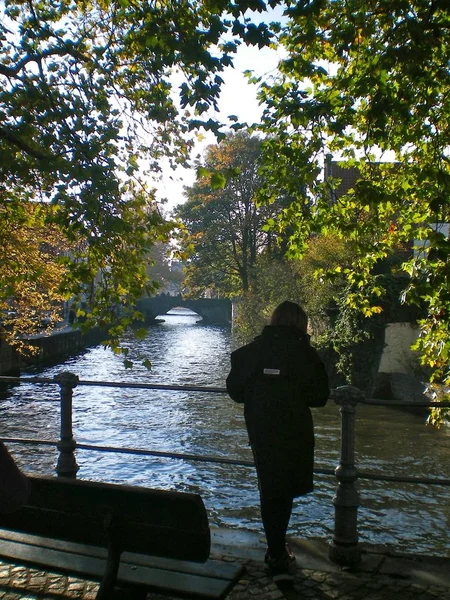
156 306 202 322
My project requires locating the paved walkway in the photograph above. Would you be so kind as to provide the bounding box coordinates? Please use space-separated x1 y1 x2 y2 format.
0 528 449 600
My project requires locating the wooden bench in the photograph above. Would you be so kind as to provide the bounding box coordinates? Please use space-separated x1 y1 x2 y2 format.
0 475 244 599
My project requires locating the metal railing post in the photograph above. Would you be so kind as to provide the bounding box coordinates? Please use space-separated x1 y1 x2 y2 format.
54 371 79 478
329 385 364 567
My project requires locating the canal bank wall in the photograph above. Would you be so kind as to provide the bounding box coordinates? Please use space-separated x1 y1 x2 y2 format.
0 326 106 376
0 337 20 376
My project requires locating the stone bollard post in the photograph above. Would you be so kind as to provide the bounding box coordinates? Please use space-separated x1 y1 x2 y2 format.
54 371 79 478
329 385 364 567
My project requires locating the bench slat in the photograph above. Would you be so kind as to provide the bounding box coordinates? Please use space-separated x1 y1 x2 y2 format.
0 529 243 581
0 534 243 599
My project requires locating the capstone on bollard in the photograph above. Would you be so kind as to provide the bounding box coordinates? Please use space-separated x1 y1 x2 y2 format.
329 385 364 568
54 371 79 478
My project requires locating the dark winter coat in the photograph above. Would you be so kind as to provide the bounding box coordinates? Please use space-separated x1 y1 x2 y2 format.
226 325 329 499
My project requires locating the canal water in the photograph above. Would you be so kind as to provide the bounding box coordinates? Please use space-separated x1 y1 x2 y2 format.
1 308 449 557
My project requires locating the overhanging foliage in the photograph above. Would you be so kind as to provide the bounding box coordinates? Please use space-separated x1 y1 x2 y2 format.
0 0 281 357
256 0 450 420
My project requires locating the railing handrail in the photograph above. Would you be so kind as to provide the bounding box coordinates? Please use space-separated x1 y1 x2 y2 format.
0 375 226 394
361 398 450 407
1 375 449 407
2 435 449 488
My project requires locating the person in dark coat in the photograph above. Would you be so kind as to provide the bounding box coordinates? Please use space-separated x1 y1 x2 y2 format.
226 301 329 581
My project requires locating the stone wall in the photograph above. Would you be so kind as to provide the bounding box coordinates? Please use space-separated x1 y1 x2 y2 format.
0 327 106 375
378 322 420 375
0 337 20 376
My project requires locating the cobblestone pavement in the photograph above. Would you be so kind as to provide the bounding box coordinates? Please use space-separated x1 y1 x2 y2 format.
0 561 98 599
1 556 450 600
226 559 450 600
1 529 449 600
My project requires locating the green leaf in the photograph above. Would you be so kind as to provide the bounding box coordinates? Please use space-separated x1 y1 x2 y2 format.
211 172 227 189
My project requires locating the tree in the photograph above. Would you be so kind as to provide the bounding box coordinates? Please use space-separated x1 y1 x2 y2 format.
0 0 279 353
0 202 70 353
175 131 287 297
233 235 355 388
146 242 184 296
256 1 450 419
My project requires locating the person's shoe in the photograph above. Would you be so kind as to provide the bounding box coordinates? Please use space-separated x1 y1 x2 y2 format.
285 542 296 563
266 549 296 583
265 544 296 563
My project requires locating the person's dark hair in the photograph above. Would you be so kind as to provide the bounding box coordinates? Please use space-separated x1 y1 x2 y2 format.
269 301 308 333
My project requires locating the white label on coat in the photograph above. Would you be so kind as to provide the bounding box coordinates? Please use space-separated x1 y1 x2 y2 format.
263 368 281 375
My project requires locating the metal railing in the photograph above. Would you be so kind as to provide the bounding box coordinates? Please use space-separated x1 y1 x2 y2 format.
1 373 449 568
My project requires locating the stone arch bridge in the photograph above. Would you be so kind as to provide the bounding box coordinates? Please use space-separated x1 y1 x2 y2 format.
137 294 232 325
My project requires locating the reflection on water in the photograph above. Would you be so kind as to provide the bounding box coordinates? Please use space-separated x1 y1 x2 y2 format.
1 308 449 556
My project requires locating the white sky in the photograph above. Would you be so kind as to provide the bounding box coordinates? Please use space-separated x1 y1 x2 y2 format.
156 12 285 213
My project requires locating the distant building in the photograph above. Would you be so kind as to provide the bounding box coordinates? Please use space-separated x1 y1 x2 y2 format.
324 156 449 254
324 157 361 201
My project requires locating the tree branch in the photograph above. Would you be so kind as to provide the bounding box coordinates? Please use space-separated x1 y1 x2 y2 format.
0 126 49 160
